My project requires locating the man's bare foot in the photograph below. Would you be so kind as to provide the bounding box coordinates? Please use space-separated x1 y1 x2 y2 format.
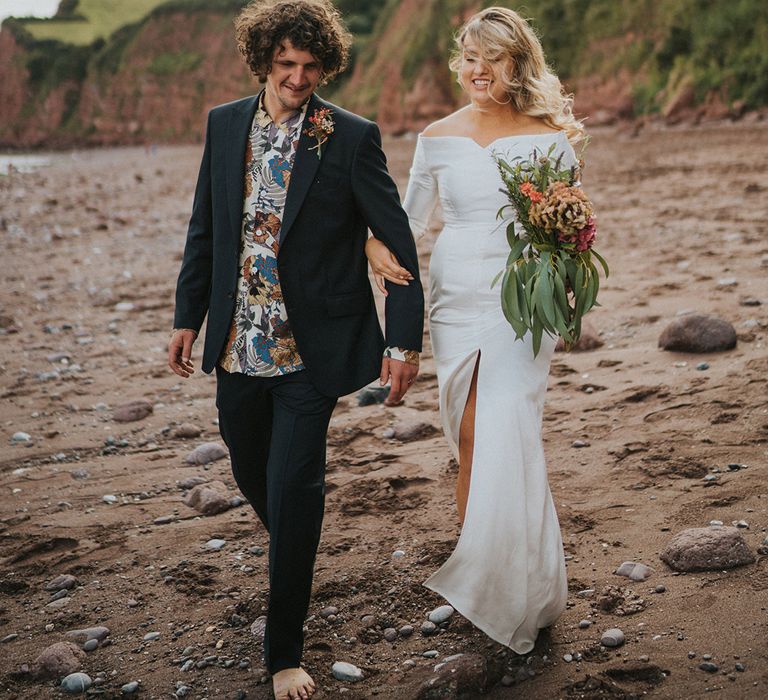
272 667 316 700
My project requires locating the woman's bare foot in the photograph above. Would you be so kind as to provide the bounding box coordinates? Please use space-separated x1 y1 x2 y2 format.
272 667 316 700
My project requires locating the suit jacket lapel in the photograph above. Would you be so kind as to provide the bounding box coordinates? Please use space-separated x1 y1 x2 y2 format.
279 93 324 246
225 93 259 249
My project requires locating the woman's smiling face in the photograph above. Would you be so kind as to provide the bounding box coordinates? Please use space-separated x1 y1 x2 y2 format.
459 37 510 107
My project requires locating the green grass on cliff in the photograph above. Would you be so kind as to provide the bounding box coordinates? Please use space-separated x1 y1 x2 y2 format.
21 0 172 45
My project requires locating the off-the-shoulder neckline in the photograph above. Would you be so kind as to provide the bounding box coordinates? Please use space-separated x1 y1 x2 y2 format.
418 131 564 150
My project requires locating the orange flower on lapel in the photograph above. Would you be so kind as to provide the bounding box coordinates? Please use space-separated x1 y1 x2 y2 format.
304 107 334 159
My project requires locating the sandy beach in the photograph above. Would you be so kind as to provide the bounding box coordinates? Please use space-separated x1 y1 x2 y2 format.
1 121 766 699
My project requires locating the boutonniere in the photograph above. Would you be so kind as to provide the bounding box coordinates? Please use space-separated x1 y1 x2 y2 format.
304 107 334 159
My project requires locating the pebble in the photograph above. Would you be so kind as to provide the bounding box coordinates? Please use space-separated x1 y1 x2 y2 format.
112 399 153 423
709 520 724 526
66 626 110 643
563 653 573 662
175 684 190 696
402 659 416 670
422 650 439 658
572 439 590 448
102 494 118 504
578 620 592 629
172 423 202 439
46 598 69 610
734 519 749 529
696 362 709 371
654 585 666 593
427 605 455 624
1 633 18 643
383 628 398 642
320 606 339 619
735 663 745 672
11 431 31 442
576 588 595 598
121 681 140 694
392 550 406 559
184 442 228 465
250 616 266 640
61 673 93 693
184 481 232 516
153 515 175 525
357 386 389 407
45 574 78 591
716 277 737 288
399 624 414 638
180 660 195 672
83 639 99 652
699 662 719 673
688 651 696 659
331 661 364 682
420 621 438 636
615 561 653 581
204 539 226 550
143 631 161 641
600 628 625 648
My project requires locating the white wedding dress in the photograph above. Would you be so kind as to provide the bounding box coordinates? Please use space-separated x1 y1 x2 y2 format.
402 131 576 653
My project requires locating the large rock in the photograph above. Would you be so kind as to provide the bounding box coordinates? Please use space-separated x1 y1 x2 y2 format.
417 653 489 699
182 480 231 516
660 526 755 572
112 399 153 423
65 626 110 643
31 642 85 680
184 442 228 465
658 314 736 353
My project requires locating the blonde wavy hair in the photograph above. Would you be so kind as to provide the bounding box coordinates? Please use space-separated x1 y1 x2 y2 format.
449 7 585 144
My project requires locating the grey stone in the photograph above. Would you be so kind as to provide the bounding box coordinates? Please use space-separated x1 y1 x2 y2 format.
61 672 92 693
49 589 68 602
420 621 438 636
102 494 118 504
11 431 31 442
178 476 208 490
183 481 231 516
121 681 140 694
82 639 98 652
45 574 78 591
427 605 455 624
654 585 666 593
249 546 265 556
392 549 406 559
576 588 595 598
46 598 70 610
735 663 745 672
660 526 755 572
320 606 338 619
112 399 153 423
578 620 592 629
615 561 653 581
422 650 439 658
332 661 364 682
399 624 414 638
154 515 175 525
383 628 398 642
357 386 389 407
601 628 625 648
563 653 573 662
66 626 110 643
250 615 266 640
204 539 226 550
172 423 202 439
32 642 86 680
143 632 160 641
1 633 18 643
180 659 195 672
658 314 737 353
699 662 719 673
572 439 590 448
184 442 228 465
388 421 439 442
696 362 710 370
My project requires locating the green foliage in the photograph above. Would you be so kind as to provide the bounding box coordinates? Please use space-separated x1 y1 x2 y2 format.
148 50 203 76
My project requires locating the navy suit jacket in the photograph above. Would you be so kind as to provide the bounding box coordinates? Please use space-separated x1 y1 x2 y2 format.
173 91 424 397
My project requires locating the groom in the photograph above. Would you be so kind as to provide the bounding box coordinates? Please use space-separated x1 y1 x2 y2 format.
167 1 423 698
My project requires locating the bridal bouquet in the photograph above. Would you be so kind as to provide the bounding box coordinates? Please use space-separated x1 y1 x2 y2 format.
492 143 608 357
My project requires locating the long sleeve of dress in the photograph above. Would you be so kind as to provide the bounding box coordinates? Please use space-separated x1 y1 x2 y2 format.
402 136 438 240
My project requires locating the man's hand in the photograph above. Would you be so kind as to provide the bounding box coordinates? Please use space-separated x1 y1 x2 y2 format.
168 329 197 378
380 357 418 405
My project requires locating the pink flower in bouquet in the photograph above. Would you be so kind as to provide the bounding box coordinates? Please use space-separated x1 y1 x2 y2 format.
575 217 596 252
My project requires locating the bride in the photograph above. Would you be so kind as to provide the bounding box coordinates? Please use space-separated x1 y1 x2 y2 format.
366 7 585 653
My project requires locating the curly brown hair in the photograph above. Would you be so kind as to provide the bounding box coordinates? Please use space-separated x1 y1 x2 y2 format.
235 0 352 85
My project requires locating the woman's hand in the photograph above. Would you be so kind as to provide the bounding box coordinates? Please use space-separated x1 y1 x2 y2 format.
365 237 414 296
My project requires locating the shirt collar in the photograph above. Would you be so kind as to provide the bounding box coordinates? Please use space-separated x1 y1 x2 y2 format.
255 91 310 133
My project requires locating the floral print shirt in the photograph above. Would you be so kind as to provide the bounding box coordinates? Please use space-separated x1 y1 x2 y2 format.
218 94 307 376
